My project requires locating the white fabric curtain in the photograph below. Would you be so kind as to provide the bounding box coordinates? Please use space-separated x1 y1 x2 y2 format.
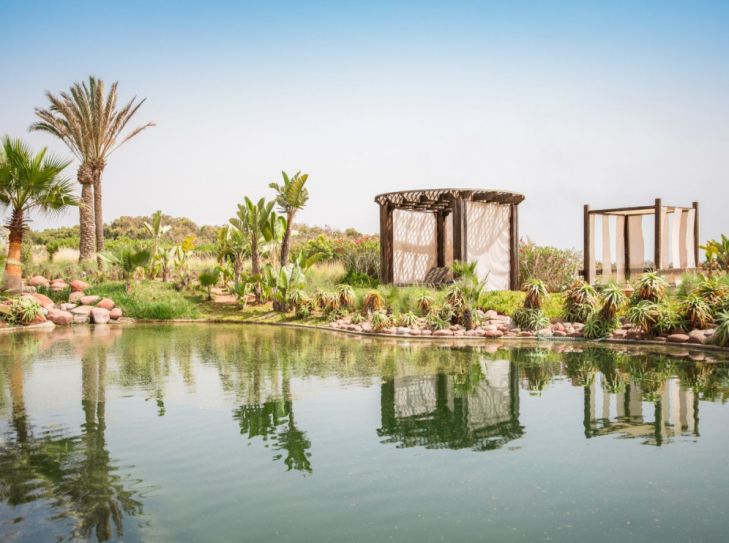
601 215 611 283
392 210 437 284
465 201 511 291
685 209 696 269
444 213 454 267
678 210 688 269
615 216 625 284
628 215 644 273
671 208 682 268
660 207 669 269
587 214 596 284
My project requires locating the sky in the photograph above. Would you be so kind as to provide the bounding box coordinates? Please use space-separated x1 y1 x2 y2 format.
1 0 728 250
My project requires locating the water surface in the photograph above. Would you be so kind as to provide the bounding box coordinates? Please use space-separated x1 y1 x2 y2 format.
1 324 728 542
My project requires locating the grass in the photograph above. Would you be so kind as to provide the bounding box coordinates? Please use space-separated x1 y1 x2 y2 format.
86 281 200 320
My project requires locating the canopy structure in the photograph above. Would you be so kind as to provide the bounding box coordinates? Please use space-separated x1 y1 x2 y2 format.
374 188 524 290
583 199 700 284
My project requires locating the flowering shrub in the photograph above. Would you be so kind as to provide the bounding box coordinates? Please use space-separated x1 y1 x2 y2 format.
518 238 581 292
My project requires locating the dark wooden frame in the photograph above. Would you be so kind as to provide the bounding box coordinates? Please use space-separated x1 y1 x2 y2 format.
583 198 700 282
375 188 525 290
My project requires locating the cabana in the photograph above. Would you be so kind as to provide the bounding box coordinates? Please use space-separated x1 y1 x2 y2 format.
374 188 524 290
583 199 700 284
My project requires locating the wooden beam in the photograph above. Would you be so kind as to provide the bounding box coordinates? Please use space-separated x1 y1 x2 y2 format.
379 202 394 283
624 214 631 282
452 198 467 262
436 211 446 267
510 203 519 290
584 204 593 284
654 198 662 271
693 201 700 267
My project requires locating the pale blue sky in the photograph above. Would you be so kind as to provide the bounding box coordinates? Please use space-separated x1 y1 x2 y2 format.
1 0 728 248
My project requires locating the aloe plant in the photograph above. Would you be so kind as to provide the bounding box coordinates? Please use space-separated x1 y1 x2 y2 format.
523 279 548 310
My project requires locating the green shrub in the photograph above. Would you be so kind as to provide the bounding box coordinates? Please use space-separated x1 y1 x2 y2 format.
713 311 729 347
396 311 418 327
653 303 683 335
598 283 626 320
635 272 668 303
681 295 713 330
563 281 598 323
627 301 660 334
336 284 356 309
523 278 548 309
36 285 71 304
0 297 43 325
86 281 199 319
370 310 391 331
362 289 385 313
512 307 550 331
518 239 581 292
583 314 619 339
339 270 379 288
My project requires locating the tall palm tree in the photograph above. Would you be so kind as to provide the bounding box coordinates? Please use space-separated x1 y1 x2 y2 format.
229 197 280 277
0 137 76 292
31 76 154 264
269 171 309 266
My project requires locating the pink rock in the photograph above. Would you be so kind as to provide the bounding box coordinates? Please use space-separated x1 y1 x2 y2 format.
69 291 84 303
110 308 123 320
667 333 690 343
484 329 504 338
50 280 68 291
80 295 100 306
70 279 89 292
420 329 432 336
96 298 115 310
91 307 110 324
29 313 47 325
28 275 50 287
553 330 567 337
49 310 73 325
519 331 534 337
433 329 454 336
687 330 706 345
31 293 55 309
70 305 93 316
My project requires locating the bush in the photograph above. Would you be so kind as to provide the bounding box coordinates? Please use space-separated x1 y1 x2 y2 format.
86 281 199 319
36 285 71 304
713 311 729 347
518 238 581 292
563 281 598 323
0 297 43 325
339 270 379 288
583 314 619 339
512 307 550 331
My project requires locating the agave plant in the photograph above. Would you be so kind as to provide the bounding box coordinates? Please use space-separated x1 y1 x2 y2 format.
426 312 450 331
693 276 729 310
681 295 713 330
370 310 391 331
583 314 619 339
336 284 356 309
635 272 668 302
599 283 626 320
523 279 548 310
564 281 598 323
627 301 660 334
712 311 729 347
416 292 434 315
653 304 683 335
397 311 419 328
362 290 384 313
512 307 550 331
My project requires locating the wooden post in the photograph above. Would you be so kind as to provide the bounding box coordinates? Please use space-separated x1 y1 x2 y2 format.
693 201 700 268
379 202 394 283
436 211 446 267
583 205 593 283
624 214 631 281
654 198 663 272
452 198 467 263
509 203 519 290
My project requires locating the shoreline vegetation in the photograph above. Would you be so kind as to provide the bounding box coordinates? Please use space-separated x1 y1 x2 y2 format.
2 75 729 354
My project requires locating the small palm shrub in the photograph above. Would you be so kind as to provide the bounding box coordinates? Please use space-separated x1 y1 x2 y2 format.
445 284 465 309
198 268 220 300
713 311 729 347
599 284 626 320
370 311 391 331
512 307 550 331
523 279 548 310
362 290 385 313
583 314 619 339
416 292 434 315
563 281 598 323
396 311 418 328
336 284 356 309
635 272 668 302
0 297 43 325
627 301 660 334
681 295 713 330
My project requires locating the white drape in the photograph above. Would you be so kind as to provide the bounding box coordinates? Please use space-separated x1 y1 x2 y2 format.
601 215 611 283
685 209 696 269
587 214 596 284
671 208 682 268
660 207 669 269
465 202 511 291
628 215 644 272
392 210 437 284
615 216 625 284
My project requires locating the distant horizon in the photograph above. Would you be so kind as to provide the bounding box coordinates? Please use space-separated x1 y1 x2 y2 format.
2 0 728 250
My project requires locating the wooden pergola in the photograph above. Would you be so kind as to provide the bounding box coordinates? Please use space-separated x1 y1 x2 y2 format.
375 188 525 289
583 198 700 283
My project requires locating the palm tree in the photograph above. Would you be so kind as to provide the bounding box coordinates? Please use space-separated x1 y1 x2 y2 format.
269 171 309 265
229 197 279 277
0 137 77 292
31 76 154 264
144 210 171 278
99 247 151 291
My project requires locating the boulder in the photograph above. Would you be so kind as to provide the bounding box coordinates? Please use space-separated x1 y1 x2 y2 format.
73 313 90 324
612 329 627 339
70 305 93 316
667 333 690 343
409 328 421 336
552 322 566 333
49 310 73 325
81 295 101 306
91 307 110 324
50 280 68 291
60 303 77 311
380 327 396 335
688 330 706 345
96 298 115 310
536 328 553 337
31 293 55 310
433 329 454 337
420 329 432 336
519 331 535 337
553 330 568 337
69 291 84 303
70 279 89 292
396 327 411 335
28 275 49 287
30 313 47 325
484 310 499 320
484 329 503 338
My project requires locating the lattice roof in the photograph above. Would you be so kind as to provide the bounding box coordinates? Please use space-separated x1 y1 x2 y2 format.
374 188 525 212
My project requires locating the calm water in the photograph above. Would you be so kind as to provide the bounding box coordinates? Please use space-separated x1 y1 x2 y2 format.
1 324 729 542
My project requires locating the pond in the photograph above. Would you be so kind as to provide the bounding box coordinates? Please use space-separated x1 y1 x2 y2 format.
1 324 729 542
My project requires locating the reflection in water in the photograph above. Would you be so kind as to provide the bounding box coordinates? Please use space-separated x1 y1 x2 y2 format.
1 325 729 541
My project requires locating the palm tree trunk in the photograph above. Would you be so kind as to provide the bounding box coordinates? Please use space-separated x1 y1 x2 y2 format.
3 208 24 293
93 170 105 268
79 180 96 262
280 211 295 266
